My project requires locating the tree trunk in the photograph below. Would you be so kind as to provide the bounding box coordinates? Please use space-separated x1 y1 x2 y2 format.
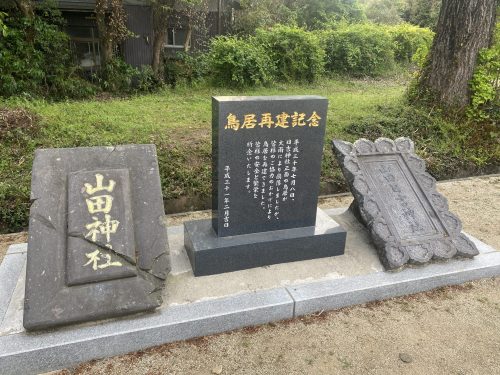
152 29 166 76
100 37 114 67
14 0 34 19
184 23 192 52
417 0 496 110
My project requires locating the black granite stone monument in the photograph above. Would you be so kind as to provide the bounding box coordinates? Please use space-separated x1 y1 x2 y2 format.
24 145 169 330
332 137 479 270
184 96 346 276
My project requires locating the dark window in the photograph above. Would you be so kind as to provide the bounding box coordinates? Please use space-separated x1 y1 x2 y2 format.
65 14 101 70
166 28 187 48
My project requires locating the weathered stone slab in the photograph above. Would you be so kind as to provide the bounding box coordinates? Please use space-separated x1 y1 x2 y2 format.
332 137 479 269
24 145 169 331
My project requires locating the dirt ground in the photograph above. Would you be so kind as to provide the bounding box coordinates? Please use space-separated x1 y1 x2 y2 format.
58 278 500 375
1 175 498 375
0 232 27 263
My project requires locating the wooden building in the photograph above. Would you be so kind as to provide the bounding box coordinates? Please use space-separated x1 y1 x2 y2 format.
54 0 231 70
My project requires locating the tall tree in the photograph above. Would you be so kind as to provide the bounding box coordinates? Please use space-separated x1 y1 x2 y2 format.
403 0 441 29
231 0 297 35
151 0 173 75
95 0 130 67
177 0 208 52
415 0 497 110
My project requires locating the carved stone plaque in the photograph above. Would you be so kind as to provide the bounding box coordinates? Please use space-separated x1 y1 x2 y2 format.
332 137 479 269
24 145 169 330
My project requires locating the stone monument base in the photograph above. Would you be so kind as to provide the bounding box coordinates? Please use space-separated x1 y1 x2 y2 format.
184 208 346 276
2 207 500 375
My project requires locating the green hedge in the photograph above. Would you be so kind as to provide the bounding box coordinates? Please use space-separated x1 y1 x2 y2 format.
388 23 434 64
255 25 325 83
207 36 276 87
207 23 433 84
322 23 395 76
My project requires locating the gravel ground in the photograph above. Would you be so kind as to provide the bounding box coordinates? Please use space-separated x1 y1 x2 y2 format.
1 175 498 375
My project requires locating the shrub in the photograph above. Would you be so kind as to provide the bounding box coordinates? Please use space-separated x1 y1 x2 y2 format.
255 25 325 82
468 23 500 123
207 36 275 87
94 59 162 93
0 3 95 99
95 58 137 93
322 23 395 77
387 23 434 64
134 65 163 92
163 52 209 87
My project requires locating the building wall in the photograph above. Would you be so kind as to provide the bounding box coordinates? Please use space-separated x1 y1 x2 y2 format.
122 5 154 68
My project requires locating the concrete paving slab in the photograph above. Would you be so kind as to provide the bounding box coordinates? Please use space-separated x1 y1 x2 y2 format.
0 252 26 323
0 287 293 375
288 251 500 317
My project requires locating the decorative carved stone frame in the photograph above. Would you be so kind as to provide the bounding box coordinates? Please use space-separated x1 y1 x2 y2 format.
332 137 478 270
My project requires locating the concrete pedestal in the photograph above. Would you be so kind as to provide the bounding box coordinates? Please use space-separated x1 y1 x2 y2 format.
184 208 346 276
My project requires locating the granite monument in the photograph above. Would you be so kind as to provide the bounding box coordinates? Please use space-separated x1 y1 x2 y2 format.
184 96 346 276
24 144 169 330
332 137 479 270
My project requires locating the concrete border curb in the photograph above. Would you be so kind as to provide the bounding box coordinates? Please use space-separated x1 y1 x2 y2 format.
0 232 499 375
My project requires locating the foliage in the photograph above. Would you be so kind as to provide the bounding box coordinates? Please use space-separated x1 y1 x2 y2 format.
96 58 163 93
255 25 325 82
95 0 132 65
388 23 433 64
322 23 394 76
292 0 365 30
163 52 209 87
95 58 137 92
207 36 275 87
362 0 406 25
468 22 500 123
135 65 163 92
402 0 441 29
0 11 8 36
0 2 95 99
230 0 297 35
344 103 499 178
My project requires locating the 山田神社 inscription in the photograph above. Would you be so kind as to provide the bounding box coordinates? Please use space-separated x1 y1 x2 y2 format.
67 169 136 286
333 137 478 269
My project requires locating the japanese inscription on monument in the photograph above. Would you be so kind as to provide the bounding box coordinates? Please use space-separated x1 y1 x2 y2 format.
212 96 329 237
66 169 137 285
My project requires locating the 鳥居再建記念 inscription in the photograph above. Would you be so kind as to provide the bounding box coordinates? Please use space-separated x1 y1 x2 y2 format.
332 137 478 269
212 96 329 237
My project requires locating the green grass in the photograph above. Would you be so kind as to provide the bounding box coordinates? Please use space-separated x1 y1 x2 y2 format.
1 77 498 233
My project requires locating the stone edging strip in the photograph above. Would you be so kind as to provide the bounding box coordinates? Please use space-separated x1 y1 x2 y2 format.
1 234 499 375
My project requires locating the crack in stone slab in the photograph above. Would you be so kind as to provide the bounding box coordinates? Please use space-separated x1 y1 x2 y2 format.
32 213 57 232
67 231 136 267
